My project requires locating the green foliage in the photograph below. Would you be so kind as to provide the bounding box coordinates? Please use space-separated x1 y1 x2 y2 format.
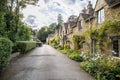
15 22 32 41
73 35 85 50
59 48 83 62
37 23 57 42
57 14 63 27
66 49 82 61
0 13 7 37
81 20 120 53
0 10 32 43
56 45 63 50
80 54 120 80
96 20 120 53
0 38 13 69
0 0 37 69
83 28 91 40
64 44 70 50
83 27 98 40
50 36 60 48
59 49 68 54
54 36 60 43
0 0 36 42
36 39 42 47
36 42 42 47
68 52 81 61
37 27 47 42
16 41 36 53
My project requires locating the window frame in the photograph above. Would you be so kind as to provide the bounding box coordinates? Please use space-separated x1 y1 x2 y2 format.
77 20 82 30
97 8 105 24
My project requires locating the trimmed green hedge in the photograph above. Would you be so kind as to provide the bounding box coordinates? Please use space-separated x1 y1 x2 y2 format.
36 42 42 47
0 38 12 69
16 41 36 53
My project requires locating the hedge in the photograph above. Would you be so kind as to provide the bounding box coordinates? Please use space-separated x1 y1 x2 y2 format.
0 38 12 69
16 41 36 53
36 42 42 47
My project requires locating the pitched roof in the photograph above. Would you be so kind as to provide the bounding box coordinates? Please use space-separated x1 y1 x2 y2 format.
95 0 120 10
81 13 90 20
105 0 120 7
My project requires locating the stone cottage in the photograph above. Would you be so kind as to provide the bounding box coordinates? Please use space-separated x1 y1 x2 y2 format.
47 0 120 57
59 15 77 47
94 0 120 56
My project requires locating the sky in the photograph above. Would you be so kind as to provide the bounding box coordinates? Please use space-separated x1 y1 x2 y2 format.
22 0 97 30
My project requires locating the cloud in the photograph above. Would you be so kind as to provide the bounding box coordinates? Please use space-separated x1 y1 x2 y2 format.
22 0 97 29
44 0 50 3
64 0 76 5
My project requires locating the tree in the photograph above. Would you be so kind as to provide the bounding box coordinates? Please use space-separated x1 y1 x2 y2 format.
15 22 32 41
0 0 38 42
48 23 57 34
37 27 47 42
37 23 57 42
0 0 8 37
0 13 7 37
57 14 63 29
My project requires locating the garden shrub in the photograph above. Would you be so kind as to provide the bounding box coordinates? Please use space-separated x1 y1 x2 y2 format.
57 45 63 50
59 49 68 54
16 41 36 53
0 38 12 69
36 39 42 47
36 42 42 47
73 35 85 50
67 50 83 62
80 54 120 80
59 48 84 62
66 49 74 55
64 44 70 50
50 36 60 48
68 52 80 61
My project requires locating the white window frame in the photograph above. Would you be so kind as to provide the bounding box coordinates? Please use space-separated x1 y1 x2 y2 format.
97 8 105 24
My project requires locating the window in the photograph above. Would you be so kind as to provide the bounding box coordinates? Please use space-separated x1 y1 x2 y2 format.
77 20 82 30
112 40 120 57
97 8 105 24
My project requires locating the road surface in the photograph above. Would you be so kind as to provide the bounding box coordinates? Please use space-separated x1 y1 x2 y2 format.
0 45 94 80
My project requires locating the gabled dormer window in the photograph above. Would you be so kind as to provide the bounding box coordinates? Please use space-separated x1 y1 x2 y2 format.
77 20 82 30
97 8 105 24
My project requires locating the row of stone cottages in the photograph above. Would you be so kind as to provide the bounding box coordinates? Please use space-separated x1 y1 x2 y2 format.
47 0 120 57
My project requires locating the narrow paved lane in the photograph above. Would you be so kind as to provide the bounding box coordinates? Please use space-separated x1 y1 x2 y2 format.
0 45 94 80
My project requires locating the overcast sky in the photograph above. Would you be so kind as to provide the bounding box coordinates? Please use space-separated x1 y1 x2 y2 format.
22 0 97 29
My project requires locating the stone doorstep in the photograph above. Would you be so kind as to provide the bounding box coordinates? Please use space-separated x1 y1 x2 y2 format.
9 52 20 61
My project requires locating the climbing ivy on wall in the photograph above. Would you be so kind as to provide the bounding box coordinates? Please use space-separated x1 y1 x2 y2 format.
97 20 120 53
72 19 120 54
82 20 120 54
72 35 85 50
50 36 60 47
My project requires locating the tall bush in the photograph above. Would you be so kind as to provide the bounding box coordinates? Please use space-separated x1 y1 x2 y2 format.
16 41 36 53
0 38 12 69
